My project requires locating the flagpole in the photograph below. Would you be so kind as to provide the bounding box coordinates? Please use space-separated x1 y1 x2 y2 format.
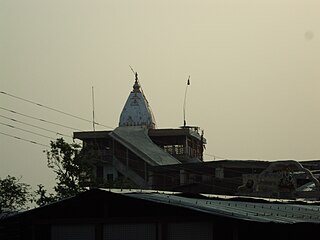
183 76 190 127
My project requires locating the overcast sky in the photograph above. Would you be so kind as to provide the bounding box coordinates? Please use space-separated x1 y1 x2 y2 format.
1 0 320 190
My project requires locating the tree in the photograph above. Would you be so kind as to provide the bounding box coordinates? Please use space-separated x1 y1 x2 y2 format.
0 175 32 212
34 184 56 207
45 138 95 200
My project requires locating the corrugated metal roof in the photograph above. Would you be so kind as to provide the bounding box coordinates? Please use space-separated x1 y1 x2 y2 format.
0 211 21 220
125 191 320 224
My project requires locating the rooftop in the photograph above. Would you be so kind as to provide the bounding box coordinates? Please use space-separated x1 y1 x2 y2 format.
111 189 320 224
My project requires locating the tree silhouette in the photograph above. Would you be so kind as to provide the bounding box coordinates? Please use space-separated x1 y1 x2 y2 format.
0 175 32 212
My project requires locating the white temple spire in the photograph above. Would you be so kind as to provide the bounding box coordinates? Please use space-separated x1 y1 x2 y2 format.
119 73 156 129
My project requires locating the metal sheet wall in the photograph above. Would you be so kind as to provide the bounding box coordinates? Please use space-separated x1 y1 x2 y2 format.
103 223 156 240
51 224 95 240
167 222 213 240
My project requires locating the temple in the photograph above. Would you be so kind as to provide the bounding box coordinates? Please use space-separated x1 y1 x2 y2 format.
74 73 207 189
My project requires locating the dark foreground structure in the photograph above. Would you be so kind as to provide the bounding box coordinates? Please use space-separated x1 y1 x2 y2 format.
1 189 319 240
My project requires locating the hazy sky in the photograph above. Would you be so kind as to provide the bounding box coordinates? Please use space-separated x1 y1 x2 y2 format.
1 0 320 190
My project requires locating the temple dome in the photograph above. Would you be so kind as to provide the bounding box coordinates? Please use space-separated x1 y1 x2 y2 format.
119 73 156 129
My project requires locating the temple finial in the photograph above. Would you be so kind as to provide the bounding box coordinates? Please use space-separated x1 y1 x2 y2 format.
133 72 140 92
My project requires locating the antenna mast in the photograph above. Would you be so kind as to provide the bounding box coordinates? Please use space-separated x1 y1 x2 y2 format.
92 86 95 131
183 76 190 127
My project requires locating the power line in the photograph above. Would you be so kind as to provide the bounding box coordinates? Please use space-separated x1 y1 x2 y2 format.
0 114 73 139
0 121 56 140
0 131 50 148
0 91 114 129
0 106 82 131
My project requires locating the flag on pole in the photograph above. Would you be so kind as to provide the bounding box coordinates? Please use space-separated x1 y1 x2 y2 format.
187 76 190 85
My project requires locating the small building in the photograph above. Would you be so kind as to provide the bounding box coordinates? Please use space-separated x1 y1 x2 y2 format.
1 189 319 240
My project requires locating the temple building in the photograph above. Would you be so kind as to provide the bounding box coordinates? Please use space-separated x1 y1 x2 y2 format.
74 73 207 190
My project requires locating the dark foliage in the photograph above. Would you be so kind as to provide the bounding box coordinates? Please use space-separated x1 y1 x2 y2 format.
0 175 32 212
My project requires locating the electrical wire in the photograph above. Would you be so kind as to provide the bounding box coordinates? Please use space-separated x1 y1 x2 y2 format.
0 106 82 131
0 121 56 140
0 91 114 129
0 114 73 138
0 131 50 148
